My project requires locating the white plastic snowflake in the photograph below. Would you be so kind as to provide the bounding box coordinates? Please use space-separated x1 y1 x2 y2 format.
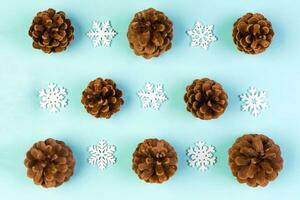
187 141 217 172
39 83 68 113
88 140 117 170
239 87 268 117
137 83 168 110
187 21 217 50
87 20 117 47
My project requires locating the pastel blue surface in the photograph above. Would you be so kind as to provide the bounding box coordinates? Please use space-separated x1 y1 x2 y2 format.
0 0 299 199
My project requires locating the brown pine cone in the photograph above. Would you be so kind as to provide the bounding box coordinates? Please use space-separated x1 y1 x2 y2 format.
29 8 75 53
127 8 173 59
24 138 75 188
81 78 124 119
233 13 274 54
132 139 178 183
184 78 228 120
228 134 283 187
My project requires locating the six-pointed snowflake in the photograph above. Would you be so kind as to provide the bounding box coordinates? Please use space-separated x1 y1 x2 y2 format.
239 87 268 117
87 20 117 47
187 141 217 172
39 83 68 113
88 140 117 170
187 21 217 50
137 83 168 110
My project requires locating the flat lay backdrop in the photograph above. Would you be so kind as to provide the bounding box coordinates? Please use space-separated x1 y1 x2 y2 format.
0 0 299 199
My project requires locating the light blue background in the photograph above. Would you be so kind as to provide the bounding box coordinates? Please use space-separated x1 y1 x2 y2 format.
0 0 299 199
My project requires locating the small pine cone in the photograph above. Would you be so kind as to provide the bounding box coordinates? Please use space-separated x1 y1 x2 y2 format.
29 8 75 53
81 78 124 119
184 78 228 120
233 13 274 54
127 8 173 59
24 138 75 188
132 139 178 183
228 134 283 187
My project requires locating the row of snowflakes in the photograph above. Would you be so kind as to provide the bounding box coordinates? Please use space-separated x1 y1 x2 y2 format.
40 82 268 117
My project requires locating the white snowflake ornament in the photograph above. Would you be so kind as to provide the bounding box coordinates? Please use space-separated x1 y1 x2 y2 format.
87 20 117 47
137 83 168 110
239 87 268 117
88 140 117 170
187 21 217 50
39 83 68 113
187 141 217 172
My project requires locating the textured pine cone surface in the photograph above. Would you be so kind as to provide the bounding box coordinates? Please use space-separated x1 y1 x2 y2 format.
81 78 124 119
233 13 274 54
127 8 173 59
24 138 75 188
228 134 283 187
29 8 74 53
132 139 178 183
184 78 228 120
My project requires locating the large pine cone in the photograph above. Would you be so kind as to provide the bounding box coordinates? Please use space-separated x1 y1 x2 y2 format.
24 138 75 188
29 8 75 53
228 134 283 187
132 139 178 183
233 13 274 54
127 8 173 59
184 78 228 120
81 78 124 119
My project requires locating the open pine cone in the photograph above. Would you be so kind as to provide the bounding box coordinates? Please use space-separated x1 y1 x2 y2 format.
29 8 74 53
81 78 124 119
24 138 75 188
132 139 178 183
228 134 283 187
233 13 274 54
184 78 228 120
127 8 173 59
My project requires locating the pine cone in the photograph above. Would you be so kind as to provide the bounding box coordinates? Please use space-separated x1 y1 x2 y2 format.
24 138 75 188
184 78 228 120
29 8 75 53
127 8 173 59
233 13 274 54
228 134 283 187
132 139 178 183
81 78 124 119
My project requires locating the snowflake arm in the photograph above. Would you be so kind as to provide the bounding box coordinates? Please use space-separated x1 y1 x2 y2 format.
137 83 168 110
88 140 117 170
187 21 217 50
87 20 117 48
187 141 217 172
239 87 268 117
39 83 68 113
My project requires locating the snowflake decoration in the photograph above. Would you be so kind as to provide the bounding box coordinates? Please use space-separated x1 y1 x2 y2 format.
39 83 68 113
88 140 117 170
187 21 217 50
187 141 217 172
87 20 117 47
239 87 268 117
137 83 168 110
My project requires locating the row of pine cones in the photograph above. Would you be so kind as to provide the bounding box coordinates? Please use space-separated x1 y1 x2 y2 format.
24 134 283 188
28 8 274 56
80 77 229 120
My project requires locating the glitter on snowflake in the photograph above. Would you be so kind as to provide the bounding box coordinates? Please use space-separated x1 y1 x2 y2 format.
39 83 68 113
88 140 117 170
137 82 168 110
187 141 217 172
87 20 117 47
186 21 217 50
239 87 268 117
